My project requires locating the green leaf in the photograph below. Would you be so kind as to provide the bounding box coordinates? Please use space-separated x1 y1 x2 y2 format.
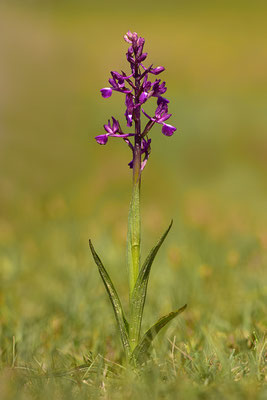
129 220 173 347
89 240 131 359
131 304 187 365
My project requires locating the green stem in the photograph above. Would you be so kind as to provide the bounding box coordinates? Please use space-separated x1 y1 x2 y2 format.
127 145 141 351
127 146 141 297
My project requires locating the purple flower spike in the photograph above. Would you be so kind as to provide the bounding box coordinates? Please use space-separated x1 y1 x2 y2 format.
162 124 176 136
100 88 112 98
95 30 178 169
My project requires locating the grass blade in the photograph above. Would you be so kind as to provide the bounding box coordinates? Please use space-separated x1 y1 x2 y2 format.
89 240 130 359
129 220 173 347
131 304 187 364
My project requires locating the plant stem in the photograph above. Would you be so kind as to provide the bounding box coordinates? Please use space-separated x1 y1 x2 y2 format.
127 65 142 350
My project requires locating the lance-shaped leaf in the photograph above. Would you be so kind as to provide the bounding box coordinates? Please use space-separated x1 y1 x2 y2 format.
89 240 131 359
131 304 187 365
129 220 173 347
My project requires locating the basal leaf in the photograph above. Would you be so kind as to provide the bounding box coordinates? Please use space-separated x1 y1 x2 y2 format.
131 304 187 365
89 240 130 359
129 220 173 347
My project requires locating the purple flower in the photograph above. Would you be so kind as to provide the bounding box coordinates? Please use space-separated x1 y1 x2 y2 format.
150 66 165 75
125 94 134 127
136 37 145 56
126 46 135 67
139 91 148 104
109 75 132 94
124 31 138 44
95 117 134 145
104 117 119 134
142 97 170 123
128 138 151 170
151 79 167 97
95 134 109 145
142 75 152 92
124 31 143 54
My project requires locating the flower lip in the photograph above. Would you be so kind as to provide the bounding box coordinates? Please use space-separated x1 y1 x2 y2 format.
124 31 138 44
143 76 152 92
162 123 176 136
100 88 112 98
150 66 165 75
95 134 108 145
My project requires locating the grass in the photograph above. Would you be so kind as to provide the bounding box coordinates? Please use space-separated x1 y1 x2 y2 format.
0 1 266 398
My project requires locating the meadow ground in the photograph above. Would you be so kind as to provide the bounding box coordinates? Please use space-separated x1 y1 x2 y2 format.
0 1 266 398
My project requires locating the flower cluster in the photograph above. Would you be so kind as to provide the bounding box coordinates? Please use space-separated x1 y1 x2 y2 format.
95 31 176 170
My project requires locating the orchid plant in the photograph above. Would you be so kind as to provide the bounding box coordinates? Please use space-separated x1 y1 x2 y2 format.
89 31 186 366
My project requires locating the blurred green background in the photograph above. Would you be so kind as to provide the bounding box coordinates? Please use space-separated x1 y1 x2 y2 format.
0 1 266 399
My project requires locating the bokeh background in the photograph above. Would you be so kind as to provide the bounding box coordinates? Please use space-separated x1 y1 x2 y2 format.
0 0 266 398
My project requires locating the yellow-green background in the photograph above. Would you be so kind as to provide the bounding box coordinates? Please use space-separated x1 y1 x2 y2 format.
0 1 266 399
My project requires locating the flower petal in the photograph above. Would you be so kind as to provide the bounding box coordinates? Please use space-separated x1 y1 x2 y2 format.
104 120 113 134
95 134 108 144
157 113 172 123
150 66 165 75
125 112 133 127
111 117 119 133
138 53 147 62
100 88 112 98
139 91 148 104
162 124 176 136
157 96 169 105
